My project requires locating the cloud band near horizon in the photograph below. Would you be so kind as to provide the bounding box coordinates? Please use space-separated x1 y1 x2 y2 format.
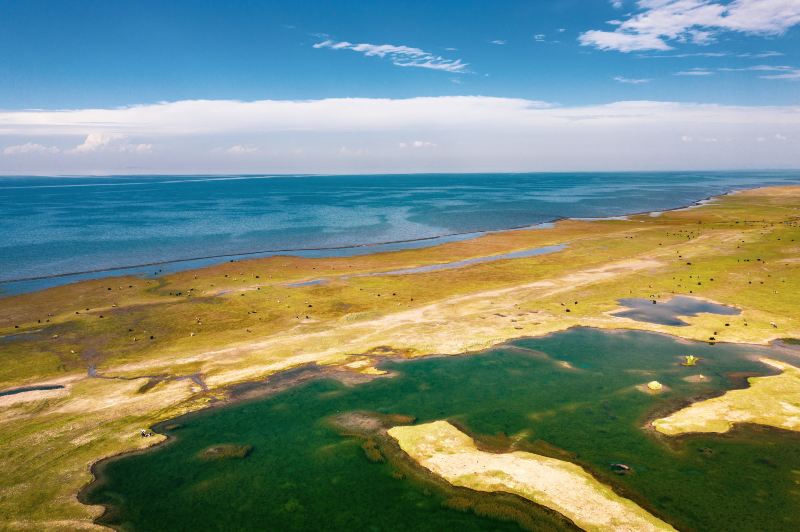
0 96 798 174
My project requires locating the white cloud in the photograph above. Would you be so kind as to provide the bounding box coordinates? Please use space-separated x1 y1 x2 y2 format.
313 39 468 73
68 132 152 154
719 64 792 72
757 133 790 141
739 50 784 58
70 132 122 153
534 34 546 42
644 50 784 58
611 0 624 9
399 140 436 148
613 75 652 84
682 135 721 143
224 144 259 154
490 39 506 45
3 142 60 155
580 30 671 52
338 145 367 156
1 97 799 174
700 64 800 80
760 67 800 80
675 68 714 76
124 143 153 154
581 0 800 52
643 51 728 58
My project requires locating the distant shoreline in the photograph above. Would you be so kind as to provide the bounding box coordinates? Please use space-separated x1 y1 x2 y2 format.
0 222 554 285
0 175 795 296
0 186 746 295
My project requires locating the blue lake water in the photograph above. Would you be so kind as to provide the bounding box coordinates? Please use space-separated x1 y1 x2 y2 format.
1 171 799 294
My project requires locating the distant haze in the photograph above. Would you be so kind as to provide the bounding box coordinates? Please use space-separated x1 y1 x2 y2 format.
0 97 798 174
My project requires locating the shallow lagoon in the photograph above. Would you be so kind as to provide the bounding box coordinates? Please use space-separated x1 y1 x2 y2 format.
84 328 800 531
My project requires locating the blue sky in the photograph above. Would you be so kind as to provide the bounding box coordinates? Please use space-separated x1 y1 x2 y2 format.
0 0 799 173
1 0 798 107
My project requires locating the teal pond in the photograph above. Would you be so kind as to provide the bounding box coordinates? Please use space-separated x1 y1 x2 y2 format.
83 328 800 531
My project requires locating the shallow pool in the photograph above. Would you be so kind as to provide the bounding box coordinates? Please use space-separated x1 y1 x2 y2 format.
613 296 740 326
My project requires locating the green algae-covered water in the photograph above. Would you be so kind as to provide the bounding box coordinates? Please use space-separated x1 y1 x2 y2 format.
84 329 800 531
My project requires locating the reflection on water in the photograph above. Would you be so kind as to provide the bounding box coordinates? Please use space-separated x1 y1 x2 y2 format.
613 295 740 326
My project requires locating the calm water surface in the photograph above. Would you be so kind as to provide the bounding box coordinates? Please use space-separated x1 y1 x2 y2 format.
614 296 741 326
2 171 799 293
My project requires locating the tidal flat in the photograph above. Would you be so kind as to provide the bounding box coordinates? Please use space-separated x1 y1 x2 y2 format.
2 185 800 529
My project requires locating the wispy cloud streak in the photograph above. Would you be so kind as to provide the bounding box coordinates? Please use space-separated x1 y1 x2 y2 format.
613 76 652 84
313 40 468 73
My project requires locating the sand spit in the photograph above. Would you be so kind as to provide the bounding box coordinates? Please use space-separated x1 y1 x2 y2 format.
389 421 675 532
653 358 800 435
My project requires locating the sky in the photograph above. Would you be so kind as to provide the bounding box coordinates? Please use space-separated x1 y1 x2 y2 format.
0 0 799 174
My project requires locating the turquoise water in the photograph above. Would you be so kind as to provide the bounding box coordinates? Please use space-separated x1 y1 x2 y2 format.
84 328 800 531
2 171 799 294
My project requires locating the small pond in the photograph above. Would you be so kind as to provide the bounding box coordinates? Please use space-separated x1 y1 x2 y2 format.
0 384 65 397
613 295 741 326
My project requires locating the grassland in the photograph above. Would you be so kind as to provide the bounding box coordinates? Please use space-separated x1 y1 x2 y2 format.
388 420 675 531
1 185 800 529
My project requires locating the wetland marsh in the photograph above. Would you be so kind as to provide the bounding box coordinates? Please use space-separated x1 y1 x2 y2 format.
84 328 800 531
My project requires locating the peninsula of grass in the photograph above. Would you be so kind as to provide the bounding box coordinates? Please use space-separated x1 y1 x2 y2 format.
653 358 800 435
388 421 675 531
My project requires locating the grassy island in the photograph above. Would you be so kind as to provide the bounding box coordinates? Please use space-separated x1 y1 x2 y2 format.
1 185 800 529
